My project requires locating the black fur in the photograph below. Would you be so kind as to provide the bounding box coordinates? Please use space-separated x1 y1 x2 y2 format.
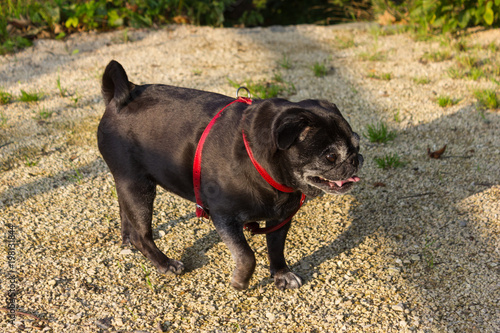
98 60 363 290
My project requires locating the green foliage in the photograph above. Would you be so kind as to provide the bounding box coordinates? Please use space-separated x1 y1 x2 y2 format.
437 95 459 107
228 75 295 99
359 49 387 61
373 0 500 35
0 89 13 104
374 153 405 169
278 53 292 70
367 71 392 80
19 89 43 102
364 122 397 143
474 89 499 109
312 62 328 77
413 76 430 85
420 50 452 62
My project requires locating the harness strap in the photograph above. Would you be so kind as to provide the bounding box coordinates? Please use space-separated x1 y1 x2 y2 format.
241 131 294 193
193 97 252 219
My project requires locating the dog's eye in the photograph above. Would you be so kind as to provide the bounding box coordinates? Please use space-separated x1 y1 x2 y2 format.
326 153 337 163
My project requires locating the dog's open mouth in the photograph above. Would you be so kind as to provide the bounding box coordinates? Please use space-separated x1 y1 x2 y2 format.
307 175 360 193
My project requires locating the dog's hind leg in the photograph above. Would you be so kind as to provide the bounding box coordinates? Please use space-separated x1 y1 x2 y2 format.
115 176 184 275
266 221 303 289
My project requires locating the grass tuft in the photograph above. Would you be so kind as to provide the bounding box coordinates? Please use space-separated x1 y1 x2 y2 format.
0 89 13 104
364 122 397 143
413 76 430 85
312 62 328 77
19 90 43 102
368 72 392 80
228 76 295 99
437 96 459 107
278 53 292 69
474 89 499 109
375 153 405 169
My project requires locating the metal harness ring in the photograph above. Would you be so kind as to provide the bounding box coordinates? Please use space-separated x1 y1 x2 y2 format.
236 86 251 99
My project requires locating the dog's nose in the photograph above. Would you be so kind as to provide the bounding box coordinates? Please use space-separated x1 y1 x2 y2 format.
357 154 364 168
350 154 363 168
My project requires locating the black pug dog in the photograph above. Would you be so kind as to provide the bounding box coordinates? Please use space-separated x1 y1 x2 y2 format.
98 60 363 290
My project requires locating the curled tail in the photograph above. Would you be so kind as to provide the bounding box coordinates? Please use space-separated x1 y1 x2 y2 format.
102 60 132 110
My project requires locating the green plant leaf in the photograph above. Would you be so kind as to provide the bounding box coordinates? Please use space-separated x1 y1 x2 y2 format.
65 17 79 28
484 3 494 25
458 10 471 28
108 10 123 27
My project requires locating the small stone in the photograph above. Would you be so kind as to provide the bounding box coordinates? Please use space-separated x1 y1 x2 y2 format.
266 312 275 322
47 279 56 287
158 230 166 238
388 267 400 274
114 317 123 327
459 220 467 227
411 254 420 261
120 248 132 255
95 317 113 329
392 303 404 312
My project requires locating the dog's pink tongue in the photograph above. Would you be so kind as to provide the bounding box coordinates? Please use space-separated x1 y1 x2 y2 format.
334 176 360 187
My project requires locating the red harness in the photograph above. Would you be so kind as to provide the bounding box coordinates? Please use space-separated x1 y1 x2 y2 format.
193 97 306 234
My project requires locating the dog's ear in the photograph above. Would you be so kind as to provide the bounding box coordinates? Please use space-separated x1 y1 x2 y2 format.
273 109 312 150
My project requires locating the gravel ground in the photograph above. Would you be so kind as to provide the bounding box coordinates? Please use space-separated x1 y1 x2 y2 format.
1 24 499 332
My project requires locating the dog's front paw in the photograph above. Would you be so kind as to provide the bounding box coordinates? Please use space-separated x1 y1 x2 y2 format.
274 270 303 290
231 279 250 291
158 259 184 275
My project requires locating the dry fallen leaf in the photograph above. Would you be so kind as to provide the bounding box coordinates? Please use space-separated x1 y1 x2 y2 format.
378 10 396 26
373 182 386 187
427 145 447 159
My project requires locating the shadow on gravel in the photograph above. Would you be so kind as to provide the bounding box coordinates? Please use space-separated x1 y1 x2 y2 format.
0 30 149 87
0 159 106 208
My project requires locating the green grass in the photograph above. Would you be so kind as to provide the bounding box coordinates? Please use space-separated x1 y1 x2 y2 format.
447 67 465 79
278 53 292 69
0 89 13 104
24 157 38 167
413 76 430 85
335 35 355 49
456 55 479 69
375 153 405 169
474 89 499 109
34 107 54 120
312 62 328 77
437 96 459 107
140 263 155 293
0 112 7 127
420 51 452 63
364 122 397 143
367 72 392 80
422 237 437 269
19 90 43 102
228 76 295 99
56 75 68 97
359 50 387 62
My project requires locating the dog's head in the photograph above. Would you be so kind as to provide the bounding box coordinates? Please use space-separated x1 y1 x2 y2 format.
272 99 363 197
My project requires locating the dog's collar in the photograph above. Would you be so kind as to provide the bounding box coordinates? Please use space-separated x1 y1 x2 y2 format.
193 95 306 235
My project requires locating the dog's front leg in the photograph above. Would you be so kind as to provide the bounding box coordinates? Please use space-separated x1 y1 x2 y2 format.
212 216 256 290
266 220 303 290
